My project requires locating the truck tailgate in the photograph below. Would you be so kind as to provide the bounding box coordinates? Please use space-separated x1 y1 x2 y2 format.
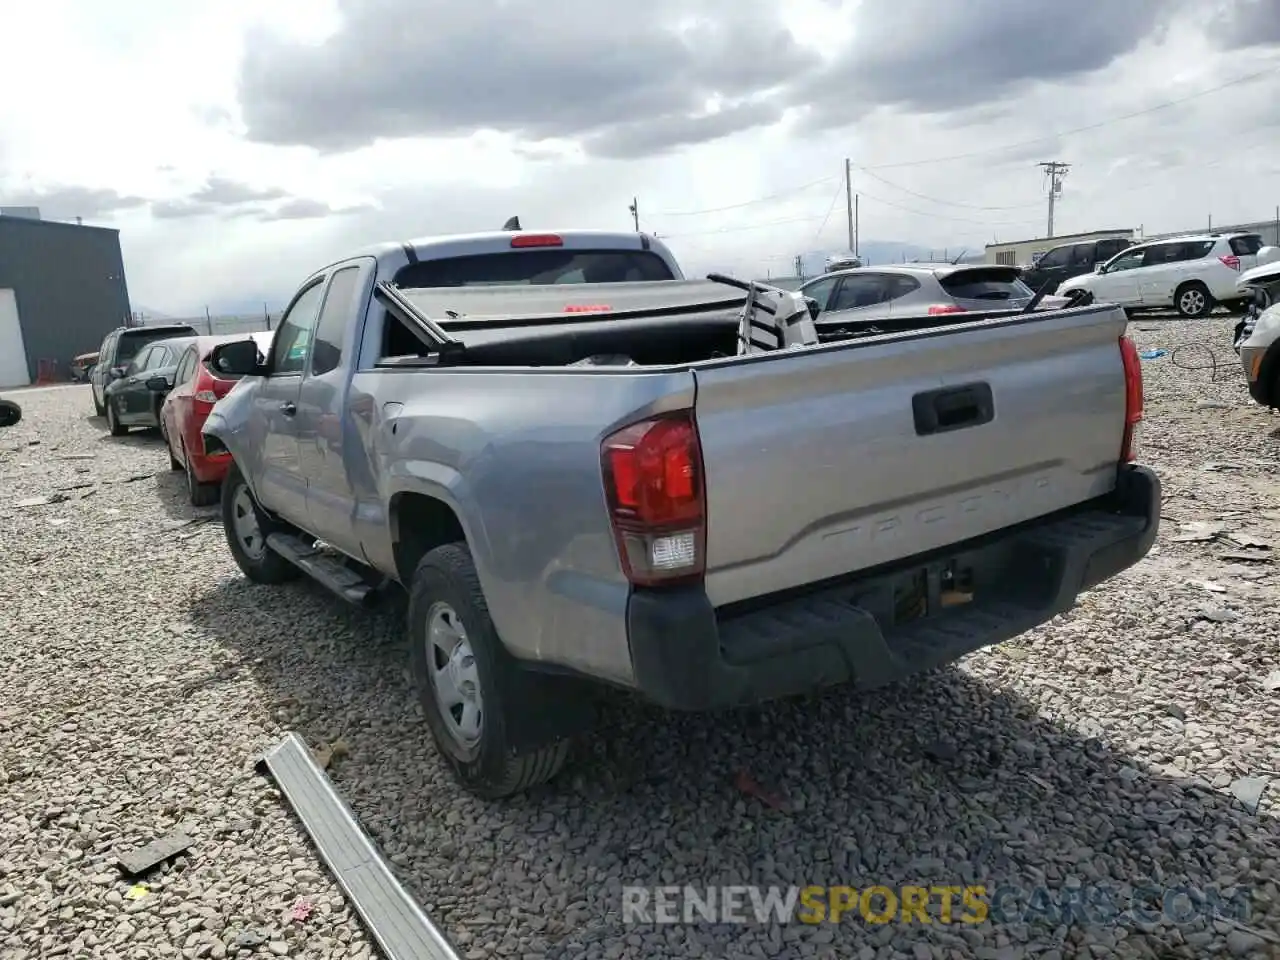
693 306 1130 607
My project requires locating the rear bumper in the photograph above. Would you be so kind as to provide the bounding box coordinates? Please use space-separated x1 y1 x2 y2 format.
189 450 232 484
626 464 1160 711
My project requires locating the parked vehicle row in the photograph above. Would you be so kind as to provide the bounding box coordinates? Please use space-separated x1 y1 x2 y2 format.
1060 232 1279 318
90 323 276 505
184 227 1158 800
796 262 1073 326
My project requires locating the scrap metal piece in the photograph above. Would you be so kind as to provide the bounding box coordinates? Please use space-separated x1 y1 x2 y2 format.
116 831 193 877
255 733 460 960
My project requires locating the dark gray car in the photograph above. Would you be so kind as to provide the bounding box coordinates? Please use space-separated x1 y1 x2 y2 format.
90 323 199 417
102 336 197 436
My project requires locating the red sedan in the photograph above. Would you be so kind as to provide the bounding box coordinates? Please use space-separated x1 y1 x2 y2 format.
159 332 273 505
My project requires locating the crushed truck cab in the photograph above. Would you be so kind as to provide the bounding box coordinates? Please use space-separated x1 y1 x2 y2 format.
203 227 1159 798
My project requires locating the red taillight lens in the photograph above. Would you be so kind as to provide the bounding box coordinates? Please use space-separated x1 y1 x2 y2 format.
1119 335 1144 463
510 234 563 248
927 304 967 315
602 413 706 586
564 304 612 313
1220 254 1241 271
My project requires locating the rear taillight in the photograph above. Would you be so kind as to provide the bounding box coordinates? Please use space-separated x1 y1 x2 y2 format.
564 305 612 313
511 234 563 248
1220 254 1241 271
601 413 705 586
927 304 967 315
1119 335 1144 463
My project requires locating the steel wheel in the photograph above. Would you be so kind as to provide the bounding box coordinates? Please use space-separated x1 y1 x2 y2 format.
426 601 483 746
231 485 266 559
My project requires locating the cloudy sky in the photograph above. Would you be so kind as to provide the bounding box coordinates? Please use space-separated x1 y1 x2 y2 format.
1 0 1278 315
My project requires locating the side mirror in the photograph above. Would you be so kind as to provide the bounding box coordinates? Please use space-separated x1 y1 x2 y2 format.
110 365 128 379
145 375 170 392
209 339 263 377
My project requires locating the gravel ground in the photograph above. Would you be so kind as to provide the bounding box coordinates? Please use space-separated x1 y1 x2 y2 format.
1 312 1279 960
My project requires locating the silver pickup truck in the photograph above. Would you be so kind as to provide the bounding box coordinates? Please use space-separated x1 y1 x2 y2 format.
204 228 1160 798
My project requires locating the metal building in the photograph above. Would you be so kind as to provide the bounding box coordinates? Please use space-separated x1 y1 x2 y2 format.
0 213 132 388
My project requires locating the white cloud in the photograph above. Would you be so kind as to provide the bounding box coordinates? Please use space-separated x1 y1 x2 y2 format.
0 0 1277 314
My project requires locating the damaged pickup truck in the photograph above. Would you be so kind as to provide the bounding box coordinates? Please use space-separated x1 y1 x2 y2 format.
204 228 1160 798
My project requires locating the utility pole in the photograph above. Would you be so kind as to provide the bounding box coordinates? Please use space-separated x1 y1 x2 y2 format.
794 254 803 278
628 198 639 232
854 193 859 258
1038 161 1070 238
844 158 855 253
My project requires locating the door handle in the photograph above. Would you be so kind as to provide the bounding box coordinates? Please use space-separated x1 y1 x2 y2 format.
280 401 297 416
912 382 994 436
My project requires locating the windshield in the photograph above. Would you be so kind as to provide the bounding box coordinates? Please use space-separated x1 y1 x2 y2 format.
394 250 676 287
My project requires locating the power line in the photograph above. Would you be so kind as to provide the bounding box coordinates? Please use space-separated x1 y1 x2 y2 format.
861 63 1280 171
850 164 1044 211
853 188 1043 227
813 183 843 241
650 175 839 217
658 214 825 239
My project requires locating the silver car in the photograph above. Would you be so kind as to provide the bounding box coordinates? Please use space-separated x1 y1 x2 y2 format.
799 263 1059 323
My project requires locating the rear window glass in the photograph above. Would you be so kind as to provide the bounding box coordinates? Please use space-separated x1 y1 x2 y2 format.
394 250 676 287
117 328 197 362
1231 235 1264 256
939 269 1033 301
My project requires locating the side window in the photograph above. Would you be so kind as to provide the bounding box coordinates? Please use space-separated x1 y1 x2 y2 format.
1096 239 1130 261
271 281 327 375
1106 249 1148 273
102 333 118 364
144 346 169 371
1036 246 1071 269
829 274 891 312
885 275 921 300
129 345 155 373
1069 244 1095 267
175 348 197 384
1231 235 1264 256
310 266 362 377
800 277 838 310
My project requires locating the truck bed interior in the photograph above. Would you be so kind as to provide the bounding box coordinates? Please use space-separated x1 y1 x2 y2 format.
375 292 1040 369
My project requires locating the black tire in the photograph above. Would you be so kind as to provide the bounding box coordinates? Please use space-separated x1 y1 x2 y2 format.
186 449 220 507
0 399 20 428
162 422 182 471
408 542 571 798
220 462 299 583
1175 281 1214 319
105 398 127 436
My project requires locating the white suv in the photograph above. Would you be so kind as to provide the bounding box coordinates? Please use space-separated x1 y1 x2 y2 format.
1060 232 1279 318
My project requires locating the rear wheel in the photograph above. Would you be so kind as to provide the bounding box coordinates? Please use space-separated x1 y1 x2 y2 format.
105 398 127 436
185 443 220 507
409 542 572 798
1175 281 1213 319
160 419 183 471
220 463 299 583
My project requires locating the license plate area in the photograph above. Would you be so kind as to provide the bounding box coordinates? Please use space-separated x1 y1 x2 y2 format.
885 558 976 627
